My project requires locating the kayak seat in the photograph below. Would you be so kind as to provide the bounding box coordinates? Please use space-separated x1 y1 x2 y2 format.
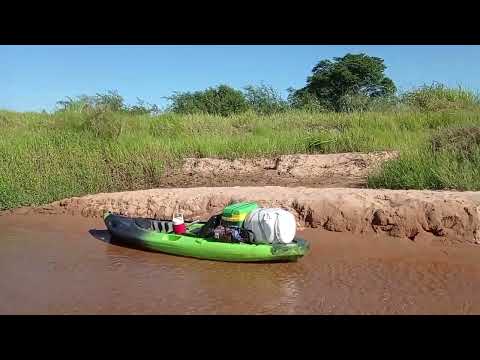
152 220 174 233
134 218 174 233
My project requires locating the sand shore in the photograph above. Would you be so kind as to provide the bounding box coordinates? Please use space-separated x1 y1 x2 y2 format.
4 186 480 245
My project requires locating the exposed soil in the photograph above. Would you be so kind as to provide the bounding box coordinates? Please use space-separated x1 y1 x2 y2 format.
159 151 398 188
5 186 480 246
4 151 480 245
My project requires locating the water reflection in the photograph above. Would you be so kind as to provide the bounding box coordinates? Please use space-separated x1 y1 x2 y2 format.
96 232 307 314
89 229 111 243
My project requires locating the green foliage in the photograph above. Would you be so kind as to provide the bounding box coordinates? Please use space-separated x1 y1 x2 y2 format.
287 88 328 112
367 147 480 191
166 84 249 116
337 94 402 113
292 53 397 111
82 108 124 139
337 94 373 112
430 125 480 160
243 84 288 114
56 90 161 115
57 90 125 112
4 108 480 210
368 123 480 191
0 113 12 127
56 95 91 113
402 82 480 111
127 98 161 115
5 70 480 210
91 90 125 111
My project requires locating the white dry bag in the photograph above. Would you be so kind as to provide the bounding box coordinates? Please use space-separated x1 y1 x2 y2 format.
243 208 296 244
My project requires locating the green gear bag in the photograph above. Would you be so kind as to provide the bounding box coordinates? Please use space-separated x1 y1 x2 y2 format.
221 202 259 227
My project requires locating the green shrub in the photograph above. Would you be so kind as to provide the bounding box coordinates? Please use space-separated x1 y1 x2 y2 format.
430 125 480 160
402 83 480 112
166 84 249 116
127 98 161 115
56 91 161 115
82 109 124 139
337 94 373 112
368 123 480 191
56 90 125 113
243 84 288 114
0 114 12 127
287 88 328 112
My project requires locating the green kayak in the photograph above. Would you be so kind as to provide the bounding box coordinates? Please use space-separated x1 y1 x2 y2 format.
104 212 309 262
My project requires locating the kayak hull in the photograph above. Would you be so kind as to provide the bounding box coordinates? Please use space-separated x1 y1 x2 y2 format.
104 212 309 263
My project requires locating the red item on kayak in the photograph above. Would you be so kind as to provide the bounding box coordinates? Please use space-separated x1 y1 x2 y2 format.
173 214 186 234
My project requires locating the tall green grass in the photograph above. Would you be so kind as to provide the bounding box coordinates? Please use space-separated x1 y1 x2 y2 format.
402 83 480 112
2 106 480 210
368 124 480 190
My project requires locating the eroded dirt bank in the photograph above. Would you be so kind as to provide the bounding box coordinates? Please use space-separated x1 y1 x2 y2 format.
160 151 398 188
6 186 480 245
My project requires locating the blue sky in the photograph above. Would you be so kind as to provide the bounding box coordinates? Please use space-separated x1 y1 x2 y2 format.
2 45 480 112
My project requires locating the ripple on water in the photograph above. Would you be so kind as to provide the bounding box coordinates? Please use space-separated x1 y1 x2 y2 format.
1 215 480 314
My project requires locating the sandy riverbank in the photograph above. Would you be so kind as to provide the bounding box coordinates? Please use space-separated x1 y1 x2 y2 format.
4 186 480 246
3 151 480 245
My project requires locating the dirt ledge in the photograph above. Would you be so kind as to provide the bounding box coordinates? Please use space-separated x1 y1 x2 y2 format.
159 151 398 188
5 186 480 246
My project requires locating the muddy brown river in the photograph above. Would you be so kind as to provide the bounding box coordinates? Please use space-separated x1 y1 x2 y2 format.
1 215 480 314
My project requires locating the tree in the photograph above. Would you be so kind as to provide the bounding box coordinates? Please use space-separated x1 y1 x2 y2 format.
166 85 249 116
292 53 396 111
